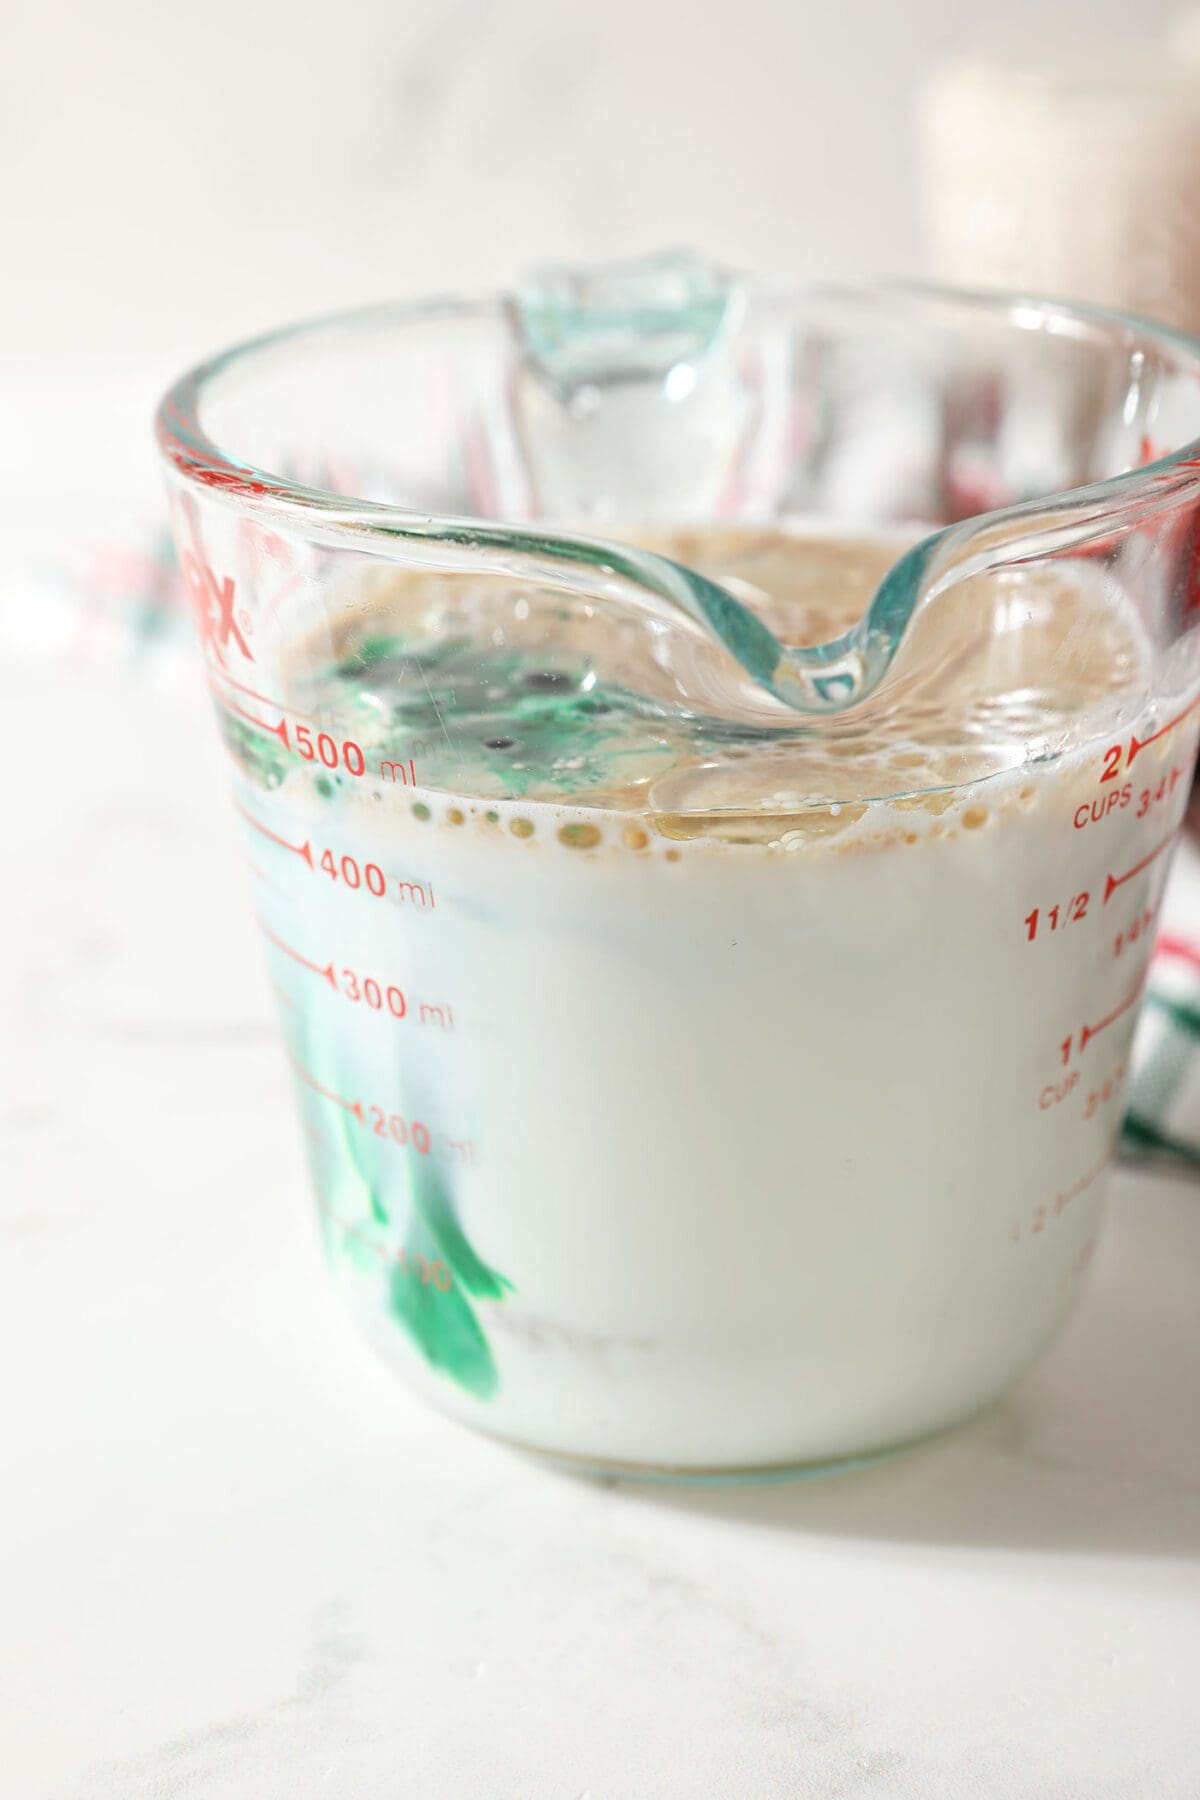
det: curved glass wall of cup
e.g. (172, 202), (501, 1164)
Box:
(158, 269), (1200, 789)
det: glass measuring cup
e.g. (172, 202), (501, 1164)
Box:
(156, 256), (1200, 1477)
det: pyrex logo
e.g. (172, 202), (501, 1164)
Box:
(182, 551), (253, 664)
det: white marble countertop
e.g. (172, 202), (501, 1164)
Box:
(4, 663), (1200, 1800)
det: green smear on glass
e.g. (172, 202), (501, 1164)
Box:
(331, 633), (683, 799)
(292, 1014), (511, 1398)
(219, 709), (288, 788)
(389, 1215), (501, 1401)
(409, 1156), (513, 1302)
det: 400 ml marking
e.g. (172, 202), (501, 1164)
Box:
(236, 801), (436, 908)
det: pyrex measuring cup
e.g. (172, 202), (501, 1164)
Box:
(156, 257), (1200, 1476)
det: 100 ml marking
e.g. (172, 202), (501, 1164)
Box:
(316, 1196), (454, 1291)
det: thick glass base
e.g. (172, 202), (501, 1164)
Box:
(453, 1404), (995, 1486)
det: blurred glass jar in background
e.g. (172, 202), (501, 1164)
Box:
(919, 30), (1200, 336)
(921, 26), (1200, 824)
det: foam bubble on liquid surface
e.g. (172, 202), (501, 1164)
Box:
(284, 523), (1146, 827)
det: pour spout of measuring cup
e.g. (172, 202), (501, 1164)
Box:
(511, 252), (1200, 717)
(157, 254), (1200, 728)
(509, 248), (892, 714)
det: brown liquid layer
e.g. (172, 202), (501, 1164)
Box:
(285, 523), (1147, 815)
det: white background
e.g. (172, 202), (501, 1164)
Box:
(3, 0), (1191, 550)
(3, 0), (1188, 358)
(5, 10), (1200, 1794)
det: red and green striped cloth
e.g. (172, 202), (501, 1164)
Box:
(1125, 836), (1200, 1167)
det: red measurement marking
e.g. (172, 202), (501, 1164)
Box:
(316, 848), (392, 901)
(1054, 1148), (1113, 1214)
(379, 758), (419, 787)
(1156, 933), (1200, 973)
(182, 552), (253, 665)
(316, 1195), (388, 1261)
(246, 858), (287, 897)
(217, 688), (290, 744)
(289, 1055), (365, 1122)
(256, 917), (336, 987)
(234, 798), (314, 866)
(1039, 1070), (1080, 1111)
(1104, 830), (1176, 902)
(315, 1196), (454, 1289)
(1113, 901), (1159, 958)
(1079, 977), (1146, 1053)
(1024, 893), (1090, 941)
(1083, 1061), (1127, 1121)
(1127, 695), (1200, 767)
(1075, 785), (1133, 829)
(210, 663), (315, 722)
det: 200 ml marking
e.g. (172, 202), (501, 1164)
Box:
(292, 1057), (475, 1165)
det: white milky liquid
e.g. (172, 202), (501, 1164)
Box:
(230, 524), (1199, 1471)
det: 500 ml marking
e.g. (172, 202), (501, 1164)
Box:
(225, 697), (367, 777)
(293, 1058), (476, 1167)
(258, 918), (454, 1029)
(211, 669), (427, 786)
(236, 801), (436, 908)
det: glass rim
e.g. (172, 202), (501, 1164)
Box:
(154, 280), (1200, 717)
(155, 279), (1200, 532)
